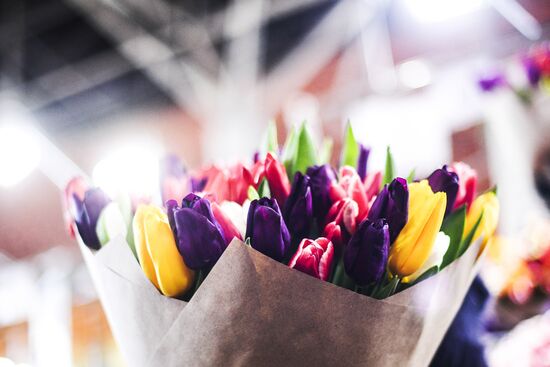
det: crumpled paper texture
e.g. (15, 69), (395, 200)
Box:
(79, 235), (482, 367)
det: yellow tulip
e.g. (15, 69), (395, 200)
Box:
(389, 180), (447, 277)
(133, 205), (194, 297)
(464, 191), (499, 253)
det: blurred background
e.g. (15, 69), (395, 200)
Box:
(1, 0), (550, 366)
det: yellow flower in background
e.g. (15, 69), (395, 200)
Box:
(389, 180), (447, 277)
(133, 205), (194, 297)
(464, 191), (499, 253)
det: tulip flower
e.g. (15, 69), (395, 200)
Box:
(245, 198), (291, 261)
(220, 200), (249, 238)
(133, 205), (194, 297)
(450, 162), (477, 211)
(428, 165), (459, 215)
(330, 166), (370, 220)
(404, 232), (450, 283)
(464, 191), (499, 252)
(357, 144), (370, 181)
(344, 219), (390, 286)
(64, 176), (89, 238)
(169, 194), (227, 270)
(203, 164), (254, 205)
(73, 188), (111, 250)
(289, 237), (335, 281)
(389, 180), (447, 277)
(159, 154), (189, 203)
(211, 202), (243, 245)
(323, 221), (345, 251)
(264, 152), (291, 207)
(306, 165), (336, 222)
(326, 198), (360, 235)
(368, 177), (408, 243)
(283, 172), (313, 238)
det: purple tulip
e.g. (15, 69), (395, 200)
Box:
(73, 188), (111, 250)
(368, 177), (408, 244)
(306, 165), (336, 222)
(344, 219), (389, 286)
(190, 177), (207, 193)
(170, 193), (226, 270)
(357, 144), (370, 181)
(246, 198), (291, 262)
(283, 172), (313, 238)
(428, 165), (459, 215)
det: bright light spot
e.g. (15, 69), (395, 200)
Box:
(0, 125), (41, 187)
(0, 358), (15, 367)
(398, 59), (432, 89)
(93, 143), (162, 199)
(404, 0), (485, 23)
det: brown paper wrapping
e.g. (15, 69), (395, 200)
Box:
(79, 236), (481, 367)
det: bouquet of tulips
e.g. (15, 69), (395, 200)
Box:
(66, 122), (499, 367)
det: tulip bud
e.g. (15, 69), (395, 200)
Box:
(133, 205), (194, 297)
(306, 165), (336, 222)
(357, 144), (370, 181)
(404, 232), (450, 283)
(344, 219), (390, 286)
(73, 188), (111, 250)
(428, 165), (459, 215)
(450, 162), (477, 211)
(264, 152), (291, 207)
(170, 194), (227, 270)
(64, 176), (89, 238)
(389, 180), (447, 277)
(465, 191), (499, 252)
(283, 172), (313, 238)
(323, 221), (345, 250)
(289, 237), (335, 281)
(211, 202), (243, 245)
(368, 177), (408, 243)
(326, 198), (360, 236)
(330, 166), (369, 220)
(245, 198), (291, 261)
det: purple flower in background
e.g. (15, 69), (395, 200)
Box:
(284, 172), (313, 238)
(306, 165), (336, 222)
(160, 154), (189, 202)
(190, 176), (207, 193)
(428, 166), (459, 215)
(246, 197), (291, 261)
(368, 177), (408, 244)
(523, 56), (541, 86)
(478, 72), (506, 92)
(357, 144), (370, 181)
(170, 193), (226, 270)
(73, 188), (111, 250)
(344, 219), (389, 286)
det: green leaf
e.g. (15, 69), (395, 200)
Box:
(293, 122), (318, 175)
(264, 120), (278, 154)
(440, 206), (466, 269)
(341, 122), (359, 167)
(258, 179), (271, 198)
(489, 185), (498, 195)
(406, 168), (416, 183)
(247, 186), (260, 201)
(373, 276), (400, 299)
(319, 137), (333, 164)
(457, 211), (484, 258)
(281, 125), (299, 177)
(382, 146), (396, 186)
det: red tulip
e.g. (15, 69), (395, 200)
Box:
(329, 166), (370, 220)
(211, 202), (243, 245)
(325, 198), (361, 235)
(450, 162), (477, 211)
(289, 237), (335, 281)
(264, 152), (291, 207)
(203, 164), (256, 205)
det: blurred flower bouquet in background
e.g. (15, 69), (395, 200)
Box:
(64, 122), (499, 367)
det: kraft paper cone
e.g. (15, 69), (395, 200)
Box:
(78, 235), (185, 366)
(80, 235), (481, 367)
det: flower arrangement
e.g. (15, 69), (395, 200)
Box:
(65, 122), (499, 366)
